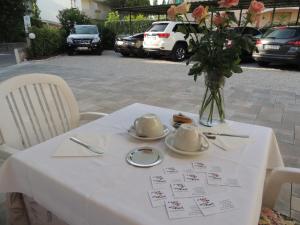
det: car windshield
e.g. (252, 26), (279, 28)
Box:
(263, 27), (300, 39)
(147, 23), (168, 32)
(73, 26), (98, 34)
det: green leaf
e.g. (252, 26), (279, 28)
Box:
(232, 64), (243, 73)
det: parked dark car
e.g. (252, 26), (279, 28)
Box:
(231, 27), (262, 61)
(253, 26), (300, 66)
(114, 33), (145, 57)
(66, 25), (103, 55)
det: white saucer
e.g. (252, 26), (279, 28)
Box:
(165, 133), (210, 156)
(128, 125), (170, 141)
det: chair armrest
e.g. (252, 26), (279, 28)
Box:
(80, 112), (108, 121)
(0, 144), (20, 160)
(263, 167), (300, 208)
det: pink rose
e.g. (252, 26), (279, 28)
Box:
(167, 5), (177, 21)
(249, 0), (265, 14)
(218, 0), (239, 8)
(192, 5), (209, 24)
(213, 13), (228, 27)
(175, 1), (191, 14)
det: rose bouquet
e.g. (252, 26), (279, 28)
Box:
(167, 0), (264, 126)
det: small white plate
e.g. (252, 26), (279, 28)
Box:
(128, 125), (170, 141)
(165, 133), (210, 156)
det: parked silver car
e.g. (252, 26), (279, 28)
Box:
(66, 25), (103, 55)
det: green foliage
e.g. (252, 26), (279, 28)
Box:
(57, 8), (91, 35)
(28, 26), (65, 58)
(0, 0), (25, 42)
(106, 11), (120, 22)
(105, 20), (153, 35)
(104, 0), (149, 8)
(31, 0), (43, 27)
(97, 24), (116, 50)
(124, 14), (146, 21)
(125, 0), (150, 7)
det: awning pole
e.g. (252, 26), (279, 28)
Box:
(210, 11), (213, 30)
(238, 9), (243, 26)
(296, 6), (300, 25)
(271, 0), (276, 26)
(129, 11), (132, 34)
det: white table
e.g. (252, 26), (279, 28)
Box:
(0, 103), (283, 225)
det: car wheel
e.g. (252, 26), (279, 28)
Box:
(172, 43), (187, 62)
(121, 52), (130, 57)
(67, 50), (75, 56)
(135, 48), (145, 58)
(96, 48), (103, 55)
(257, 61), (270, 67)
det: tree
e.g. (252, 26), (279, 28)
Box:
(0, 0), (25, 42)
(125, 0), (150, 7)
(105, 0), (150, 8)
(31, 0), (43, 27)
(153, 0), (158, 5)
(57, 8), (91, 35)
(124, 14), (146, 21)
(106, 11), (120, 22)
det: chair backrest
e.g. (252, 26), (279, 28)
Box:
(0, 73), (80, 150)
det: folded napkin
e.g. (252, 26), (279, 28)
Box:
(199, 123), (252, 151)
(53, 133), (109, 157)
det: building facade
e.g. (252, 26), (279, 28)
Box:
(35, 0), (110, 23)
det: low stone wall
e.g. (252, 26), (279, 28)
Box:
(14, 48), (28, 64)
(0, 42), (26, 53)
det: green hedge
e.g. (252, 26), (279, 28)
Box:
(104, 20), (154, 35)
(96, 20), (154, 50)
(28, 26), (65, 58)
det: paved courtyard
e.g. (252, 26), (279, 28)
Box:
(0, 50), (300, 221)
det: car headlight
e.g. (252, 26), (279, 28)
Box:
(67, 37), (73, 43)
(92, 37), (101, 43)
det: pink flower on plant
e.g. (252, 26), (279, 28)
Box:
(167, 5), (177, 21)
(175, 1), (191, 14)
(218, 0), (239, 8)
(249, 0), (265, 14)
(192, 5), (209, 24)
(213, 13), (228, 27)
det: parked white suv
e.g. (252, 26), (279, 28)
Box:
(143, 21), (200, 61)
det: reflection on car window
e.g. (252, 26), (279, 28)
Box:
(174, 24), (187, 34)
(147, 24), (168, 32)
(74, 26), (98, 34)
(173, 24), (200, 34)
(263, 28), (298, 39)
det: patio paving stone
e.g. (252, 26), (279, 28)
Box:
(257, 106), (283, 123)
(296, 126), (300, 141)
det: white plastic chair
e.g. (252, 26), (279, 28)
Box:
(263, 167), (300, 209)
(0, 73), (107, 160)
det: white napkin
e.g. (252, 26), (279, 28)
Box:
(199, 123), (252, 151)
(53, 133), (109, 157)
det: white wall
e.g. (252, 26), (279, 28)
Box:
(37, 0), (82, 23)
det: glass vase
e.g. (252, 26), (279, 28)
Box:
(199, 74), (225, 127)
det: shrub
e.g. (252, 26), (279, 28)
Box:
(28, 26), (65, 58)
(104, 20), (154, 35)
(97, 23), (116, 50)
(106, 11), (120, 23)
(57, 8), (91, 35)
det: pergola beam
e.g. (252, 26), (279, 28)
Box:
(115, 0), (300, 15)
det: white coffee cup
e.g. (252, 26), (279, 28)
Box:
(134, 114), (164, 138)
(173, 124), (208, 152)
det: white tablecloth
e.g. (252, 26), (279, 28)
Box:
(0, 103), (283, 225)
